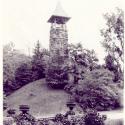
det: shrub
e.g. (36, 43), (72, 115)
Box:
(15, 62), (33, 87)
(84, 109), (106, 125)
(54, 113), (85, 125)
(46, 66), (68, 89)
(66, 68), (121, 111)
(74, 83), (120, 111)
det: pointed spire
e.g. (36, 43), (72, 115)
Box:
(48, 2), (70, 24)
(53, 2), (68, 17)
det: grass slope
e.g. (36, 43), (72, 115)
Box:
(6, 79), (72, 118)
(5, 79), (123, 123)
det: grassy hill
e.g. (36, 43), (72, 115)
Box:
(5, 79), (82, 118)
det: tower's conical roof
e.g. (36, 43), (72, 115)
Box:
(53, 2), (68, 17)
(48, 2), (70, 24)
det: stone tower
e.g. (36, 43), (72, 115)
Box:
(46, 3), (70, 88)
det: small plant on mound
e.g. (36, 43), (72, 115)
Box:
(84, 109), (106, 125)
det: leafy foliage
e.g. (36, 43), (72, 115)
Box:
(105, 54), (122, 82)
(66, 68), (121, 111)
(46, 66), (68, 89)
(15, 41), (48, 89)
(3, 42), (31, 95)
(31, 41), (47, 80)
(15, 112), (36, 125)
(3, 41), (48, 95)
(35, 111), (105, 125)
(101, 8), (124, 82)
(67, 43), (99, 86)
(84, 109), (106, 125)
(68, 43), (99, 71)
(15, 62), (33, 87)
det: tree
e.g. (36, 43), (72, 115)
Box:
(15, 62), (33, 87)
(31, 41), (46, 80)
(68, 43), (99, 85)
(3, 42), (31, 95)
(3, 42), (16, 89)
(69, 43), (99, 71)
(66, 68), (121, 111)
(101, 8), (124, 82)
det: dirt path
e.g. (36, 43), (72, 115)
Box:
(99, 109), (124, 119)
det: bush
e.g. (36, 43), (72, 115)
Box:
(54, 113), (85, 125)
(74, 83), (120, 111)
(46, 66), (68, 89)
(66, 68), (121, 111)
(15, 62), (33, 87)
(84, 109), (106, 125)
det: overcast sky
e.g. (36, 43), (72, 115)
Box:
(1, 0), (124, 63)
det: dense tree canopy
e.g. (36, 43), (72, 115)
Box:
(67, 43), (99, 85)
(15, 62), (33, 87)
(66, 68), (121, 111)
(3, 42), (31, 95)
(3, 41), (48, 95)
(68, 43), (99, 71)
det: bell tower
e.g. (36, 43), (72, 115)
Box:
(46, 3), (70, 88)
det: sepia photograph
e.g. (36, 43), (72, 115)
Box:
(1, 0), (124, 124)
